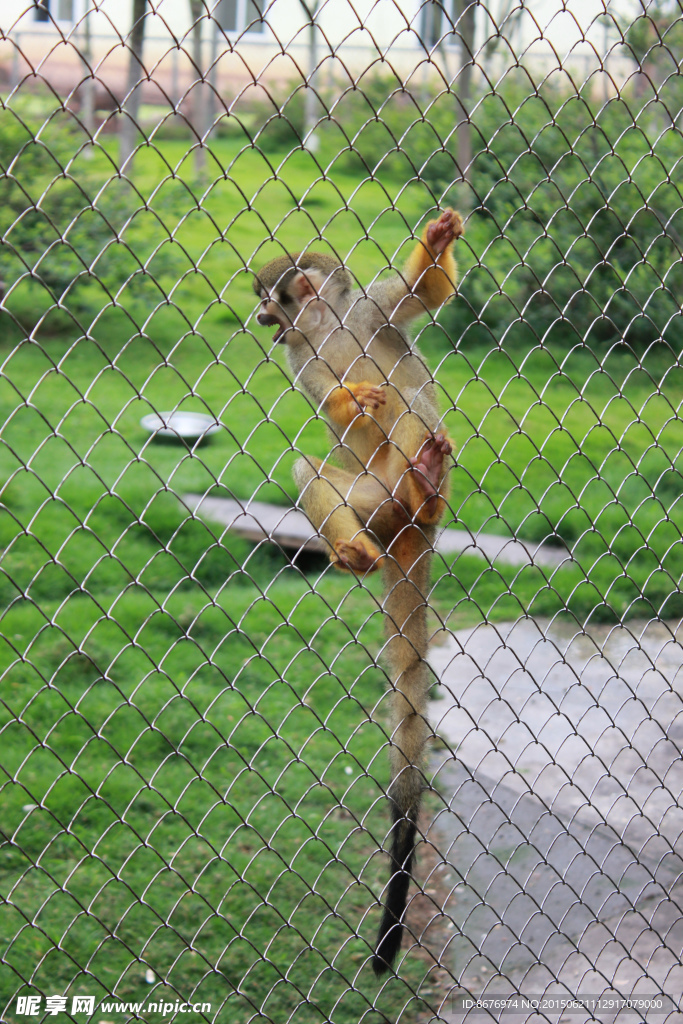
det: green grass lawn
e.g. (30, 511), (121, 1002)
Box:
(1, 129), (683, 1021)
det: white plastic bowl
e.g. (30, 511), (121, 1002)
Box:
(140, 411), (222, 442)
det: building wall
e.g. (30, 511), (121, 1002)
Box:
(1, 0), (639, 120)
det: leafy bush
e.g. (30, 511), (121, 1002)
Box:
(0, 98), (180, 315)
(322, 72), (459, 193)
(312, 70), (683, 351)
(216, 84), (307, 150)
(461, 83), (683, 349)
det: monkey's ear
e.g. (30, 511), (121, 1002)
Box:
(290, 269), (326, 302)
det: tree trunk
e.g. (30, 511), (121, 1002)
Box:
(456, 0), (476, 205)
(119, 0), (148, 172)
(301, 0), (320, 152)
(80, 0), (95, 149)
(190, 0), (208, 174)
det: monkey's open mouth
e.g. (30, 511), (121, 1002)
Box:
(257, 312), (286, 342)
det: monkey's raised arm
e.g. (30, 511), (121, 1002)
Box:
(368, 208), (463, 325)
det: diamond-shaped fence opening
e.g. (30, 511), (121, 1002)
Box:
(1, 1), (682, 1021)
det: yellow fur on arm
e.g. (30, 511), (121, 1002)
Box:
(402, 221), (458, 310)
(323, 386), (354, 425)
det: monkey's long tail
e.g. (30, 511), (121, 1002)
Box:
(372, 526), (434, 977)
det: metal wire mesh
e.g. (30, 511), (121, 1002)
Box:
(1, 0), (683, 1021)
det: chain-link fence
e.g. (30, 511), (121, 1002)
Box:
(1, 1), (683, 1021)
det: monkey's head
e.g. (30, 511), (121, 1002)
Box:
(252, 252), (352, 343)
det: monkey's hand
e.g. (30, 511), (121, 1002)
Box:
(408, 433), (452, 522)
(426, 209), (464, 258)
(350, 382), (386, 413)
(326, 382), (387, 426)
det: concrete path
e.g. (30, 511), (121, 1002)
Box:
(182, 492), (681, 1018)
(425, 618), (683, 1022)
(182, 494), (569, 569)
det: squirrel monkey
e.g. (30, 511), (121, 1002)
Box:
(253, 208), (463, 975)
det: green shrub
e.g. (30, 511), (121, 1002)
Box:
(311, 71), (683, 351)
(0, 98), (180, 315)
(216, 85), (307, 150)
(452, 83), (683, 348)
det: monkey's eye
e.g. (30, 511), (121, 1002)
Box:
(276, 291), (293, 307)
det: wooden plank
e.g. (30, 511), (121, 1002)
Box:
(182, 494), (569, 569)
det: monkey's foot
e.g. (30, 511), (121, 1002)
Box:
(427, 209), (464, 255)
(333, 539), (383, 574)
(350, 382), (387, 413)
(409, 433), (452, 518)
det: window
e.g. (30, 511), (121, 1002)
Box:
(34, 0), (76, 23)
(215, 0), (265, 35)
